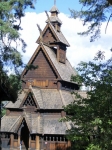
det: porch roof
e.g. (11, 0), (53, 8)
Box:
(1, 113), (68, 135)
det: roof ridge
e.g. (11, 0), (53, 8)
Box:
(59, 90), (66, 106)
(31, 87), (44, 109)
(23, 112), (32, 133)
(9, 115), (22, 132)
(37, 22), (70, 46)
(48, 22), (70, 46)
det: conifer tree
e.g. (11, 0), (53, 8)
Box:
(70, 0), (112, 42)
(0, 0), (35, 101)
(63, 52), (112, 150)
(63, 1), (112, 149)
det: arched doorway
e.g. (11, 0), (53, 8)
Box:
(20, 121), (30, 150)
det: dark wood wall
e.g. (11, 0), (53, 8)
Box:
(43, 28), (57, 44)
(24, 50), (57, 79)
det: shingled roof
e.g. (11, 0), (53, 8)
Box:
(46, 16), (62, 24)
(1, 113), (68, 135)
(1, 115), (21, 132)
(5, 87), (74, 109)
(5, 90), (26, 109)
(37, 22), (70, 47)
(42, 44), (76, 82)
(22, 43), (76, 83)
(50, 5), (59, 13)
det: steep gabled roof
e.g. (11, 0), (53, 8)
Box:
(1, 115), (22, 132)
(36, 22), (70, 46)
(46, 16), (62, 24)
(21, 43), (76, 82)
(5, 87), (74, 109)
(22, 44), (76, 83)
(21, 44), (61, 80)
(42, 44), (76, 82)
(5, 90), (26, 109)
(1, 113), (68, 135)
(19, 88), (39, 108)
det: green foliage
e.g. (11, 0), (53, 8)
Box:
(25, 64), (38, 71)
(63, 51), (112, 150)
(1, 108), (6, 117)
(70, 0), (112, 41)
(0, 0), (36, 101)
(86, 144), (101, 150)
(0, 63), (22, 101)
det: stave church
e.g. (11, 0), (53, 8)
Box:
(1, 2), (85, 150)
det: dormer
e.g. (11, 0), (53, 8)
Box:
(57, 44), (66, 64)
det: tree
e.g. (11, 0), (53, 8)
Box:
(0, 0), (36, 102)
(63, 1), (112, 149)
(63, 51), (112, 150)
(70, 0), (112, 42)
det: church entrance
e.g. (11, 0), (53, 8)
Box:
(20, 121), (29, 150)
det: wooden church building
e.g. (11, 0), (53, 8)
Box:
(1, 3), (80, 150)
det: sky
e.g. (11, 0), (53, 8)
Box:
(19, 0), (112, 68)
(26, 0), (82, 14)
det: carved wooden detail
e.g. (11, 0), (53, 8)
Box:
(23, 93), (36, 107)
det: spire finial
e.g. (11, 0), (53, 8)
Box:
(54, 0), (56, 5)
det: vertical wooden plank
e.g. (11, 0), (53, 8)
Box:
(10, 134), (14, 150)
(17, 134), (20, 150)
(50, 143), (55, 150)
(57, 81), (61, 90)
(35, 135), (40, 150)
(68, 140), (71, 148)
(45, 79), (49, 87)
(14, 140), (18, 148)
(40, 137), (44, 150)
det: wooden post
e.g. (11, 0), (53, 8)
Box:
(10, 134), (14, 150)
(45, 79), (49, 87)
(36, 135), (40, 150)
(57, 82), (61, 90)
(68, 140), (71, 148)
(17, 134), (20, 150)
(41, 137), (44, 150)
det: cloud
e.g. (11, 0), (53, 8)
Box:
(20, 12), (112, 68)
